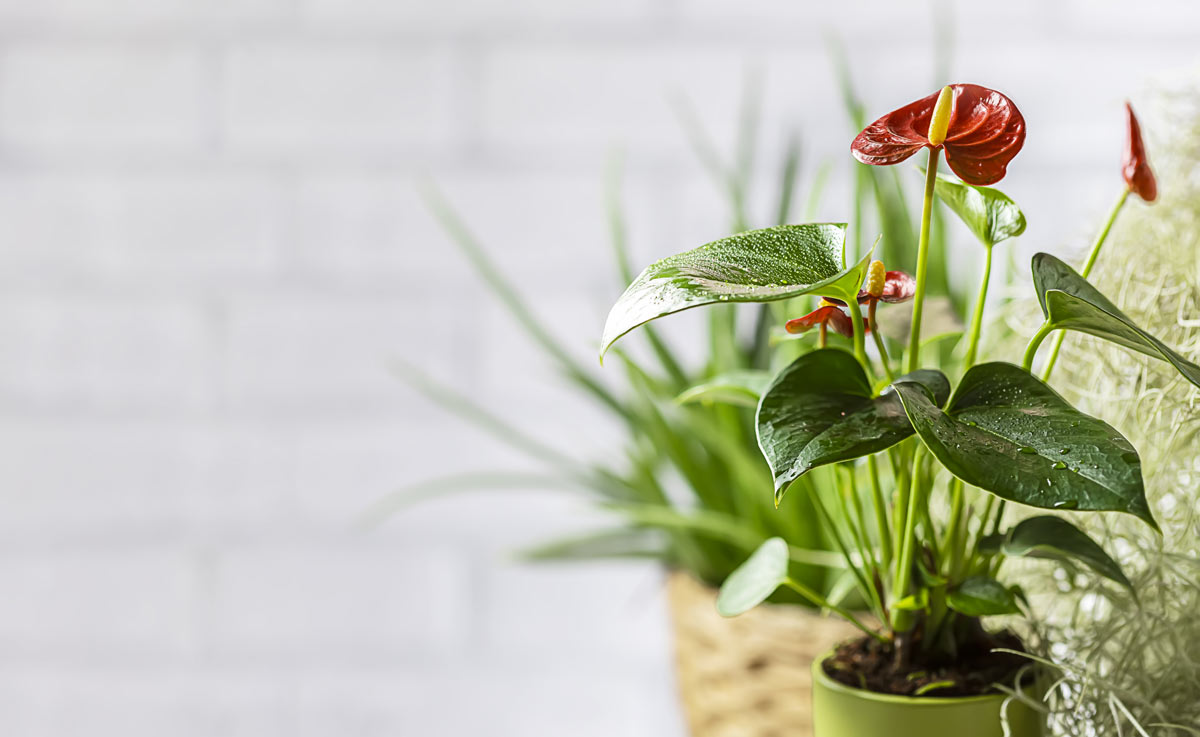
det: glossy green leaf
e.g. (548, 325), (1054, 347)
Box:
(757, 349), (950, 502)
(894, 362), (1156, 528)
(929, 171), (1026, 248)
(676, 370), (771, 408)
(947, 576), (1020, 617)
(716, 537), (790, 617)
(980, 515), (1132, 590)
(601, 224), (870, 359)
(1033, 253), (1200, 388)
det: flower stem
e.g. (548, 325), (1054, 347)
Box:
(1040, 188), (1130, 381)
(906, 149), (941, 373)
(869, 300), (896, 382)
(846, 294), (869, 372)
(963, 244), (994, 368)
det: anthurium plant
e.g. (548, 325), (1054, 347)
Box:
(601, 83), (1188, 695)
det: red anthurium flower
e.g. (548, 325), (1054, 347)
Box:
(1122, 102), (1157, 202)
(785, 301), (869, 338)
(825, 266), (916, 307)
(851, 84), (1026, 186)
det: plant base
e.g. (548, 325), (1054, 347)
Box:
(811, 652), (1042, 737)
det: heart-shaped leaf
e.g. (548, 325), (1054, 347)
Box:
(716, 537), (790, 617)
(947, 576), (1020, 617)
(1033, 253), (1200, 388)
(980, 515), (1131, 590)
(930, 171), (1026, 247)
(601, 224), (870, 359)
(676, 370), (771, 408)
(894, 362), (1156, 529)
(757, 349), (950, 503)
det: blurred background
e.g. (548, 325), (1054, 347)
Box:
(1, 0), (1198, 734)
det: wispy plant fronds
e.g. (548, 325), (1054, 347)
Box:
(1018, 85), (1200, 736)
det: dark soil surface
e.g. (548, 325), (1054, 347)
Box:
(822, 630), (1029, 698)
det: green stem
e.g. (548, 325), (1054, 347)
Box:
(906, 149), (941, 373)
(1041, 188), (1131, 381)
(867, 455), (893, 567)
(868, 300), (896, 383)
(1022, 323), (1054, 372)
(1081, 189), (1131, 278)
(784, 577), (886, 642)
(891, 445), (926, 630)
(989, 500), (1007, 537)
(846, 295), (870, 375)
(890, 453), (912, 579)
(940, 478), (965, 576)
(812, 484), (883, 622)
(963, 245), (994, 368)
(837, 465), (885, 616)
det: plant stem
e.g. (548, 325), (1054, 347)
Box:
(906, 149), (941, 374)
(890, 452), (912, 578)
(1081, 189), (1131, 278)
(837, 465), (885, 616)
(940, 478), (965, 577)
(812, 484), (884, 622)
(868, 301), (896, 382)
(963, 245), (994, 368)
(989, 500), (1007, 536)
(1022, 322), (1054, 372)
(819, 322), (828, 349)
(867, 455), (893, 567)
(784, 577), (886, 642)
(891, 445), (926, 632)
(846, 294), (870, 373)
(1040, 188), (1131, 381)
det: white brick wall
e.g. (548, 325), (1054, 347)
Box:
(0, 1), (1196, 735)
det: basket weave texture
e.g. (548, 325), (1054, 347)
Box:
(667, 571), (859, 737)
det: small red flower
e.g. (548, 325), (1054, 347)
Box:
(786, 264), (910, 339)
(785, 304), (865, 338)
(1122, 102), (1157, 202)
(824, 268), (916, 306)
(851, 84), (1026, 186)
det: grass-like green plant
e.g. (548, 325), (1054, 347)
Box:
(604, 81), (1200, 695)
(383, 63), (955, 602)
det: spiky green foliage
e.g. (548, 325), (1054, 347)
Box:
(381, 75), (900, 603)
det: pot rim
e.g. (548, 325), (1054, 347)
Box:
(812, 649), (1014, 707)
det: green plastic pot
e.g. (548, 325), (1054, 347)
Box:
(811, 653), (1043, 737)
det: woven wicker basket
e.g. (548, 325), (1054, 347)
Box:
(667, 571), (859, 737)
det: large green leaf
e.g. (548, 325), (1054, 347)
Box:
(757, 349), (950, 503)
(979, 515), (1132, 590)
(929, 171), (1026, 248)
(716, 537), (790, 617)
(894, 362), (1156, 528)
(601, 224), (870, 359)
(947, 576), (1020, 617)
(676, 370), (771, 408)
(1032, 253), (1200, 388)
